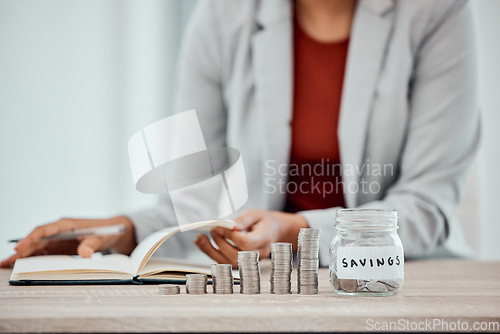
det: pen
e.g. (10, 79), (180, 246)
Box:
(8, 224), (126, 243)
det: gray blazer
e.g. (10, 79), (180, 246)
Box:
(129, 0), (480, 265)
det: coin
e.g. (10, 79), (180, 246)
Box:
(270, 242), (292, 294)
(298, 259), (319, 270)
(211, 264), (234, 294)
(297, 285), (319, 295)
(366, 280), (388, 292)
(378, 279), (401, 291)
(331, 271), (341, 290)
(297, 228), (321, 295)
(238, 251), (261, 294)
(185, 274), (208, 294)
(333, 272), (402, 294)
(339, 279), (358, 292)
(356, 279), (369, 291)
(158, 284), (180, 295)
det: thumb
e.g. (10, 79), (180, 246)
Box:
(234, 210), (264, 231)
(77, 236), (104, 258)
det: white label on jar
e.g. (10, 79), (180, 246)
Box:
(336, 246), (404, 280)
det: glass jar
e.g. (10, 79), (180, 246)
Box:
(329, 209), (404, 296)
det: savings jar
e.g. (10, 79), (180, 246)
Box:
(329, 209), (404, 296)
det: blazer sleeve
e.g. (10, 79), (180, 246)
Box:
(127, 0), (227, 251)
(301, 0), (480, 266)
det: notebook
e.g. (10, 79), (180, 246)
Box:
(9, 219), (238, 285)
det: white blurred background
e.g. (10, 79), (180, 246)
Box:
(0, 0), (499, 260)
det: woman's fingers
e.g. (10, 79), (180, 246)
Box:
(0, 240), (55, 267)
(77, 236), (107, 258)
(210, 228), (272, 265)
(210, 229), (239, 266)
(233, 209), (265, 231)
(77, 232), (125, 258)
(15, 222), (62, 252)
(215, 224), (271, 252)
(196, 227), (268, 266)
(43, 240), (80, 255)
(2, 235), (114, 267)
(15, 239), (51, 261)
(6, 218), (111, 264)
(194, 234), (231, 265)
(1, 240), (81, 268)
(1, 216), (136, 268)
(14, 218), (98, 254)
(0, 253), (21, 268)
(214, 228), (254, 250)
(12, 219), (83, 261)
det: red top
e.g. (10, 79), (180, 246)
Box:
(285, 16), (348, 213)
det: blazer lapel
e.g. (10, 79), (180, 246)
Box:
(339, 0), (394, 208)
(252, 0), (293, 210)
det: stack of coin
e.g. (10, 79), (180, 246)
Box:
(270, 242), (293, 294)
(331, 273), (403, 293)
(211, 264), (234, 294)
(158, 284), (180, 295)
(185, 274), (208, 294)
(297, 228), (321, 294)
(237, 251), (261, 294)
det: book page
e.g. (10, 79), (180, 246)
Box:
(129, 219), (235, 275)
(129, 226), (179, 275)
(12, 254), (133, 275)
(138, 258), (212, 277)
(139, 257), (240, 280)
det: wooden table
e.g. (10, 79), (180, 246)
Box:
(1, 260), (499, 333)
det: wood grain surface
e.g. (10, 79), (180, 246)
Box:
(1, 260), (499, 333)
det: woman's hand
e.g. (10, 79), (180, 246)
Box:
(194, 209), (309, 267)
(0, 216), (137, 268)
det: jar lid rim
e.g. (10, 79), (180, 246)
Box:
(336, 209), (397, 216)
(335, 209), (398, 229)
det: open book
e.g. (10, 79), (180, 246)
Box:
(9, 220), (237, 285)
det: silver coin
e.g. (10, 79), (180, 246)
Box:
(211, 264), (234, 294)
(297, 250), (320, 258)
(331, 271), (340, 290)
(298, 247), (320, 252)
(238, 251), (259, 260)
(298, 247), (319, 252)
(272, 259), (293, 264)
(296, 229), (321, 295)
(238, 251), (261, 294)
(271, 242), (293, 294)
(298, 259), (319, 270)
(158, 284), (180, 295)
(298, 270), (319, 278)
(271, 242), (292, 251)
(366, 280), (389, 292)
(377, 279), (401, 291)
(356, 279), (369, 291)
(272, 290), (292, 295)
(339, 279), (358, 292)
(298, 285), (319, 295)
(271, 267), (292, 272)
(185, 274), (208, 294)
(299, 228), (321, 234)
